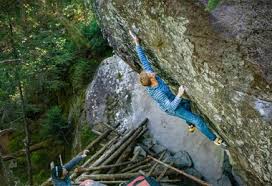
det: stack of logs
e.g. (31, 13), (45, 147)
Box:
(41, 118), (209, 186)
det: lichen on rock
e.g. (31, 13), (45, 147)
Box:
(93, 0), (272, 185)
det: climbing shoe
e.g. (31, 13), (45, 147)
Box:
(214, 137), (223, 146)
(188, 125), (196, 133)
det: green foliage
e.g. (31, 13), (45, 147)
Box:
(207, 0), (220, 11)
(40, 106), (71, 143)
(70, 59), (99, 91)
(80, 123), (97, 148)
(12, 157), (28, 184)
(0, 0), (112, 184)
(33, 170), (48, 185)
(31, 151), (50, 185)
(8, 132), (24, 152)
(82, 20), (112, 57)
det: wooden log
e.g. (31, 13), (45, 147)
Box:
(147, 155), (210, 186)
(100, 123), (120, 134)
(70, 136), (119, 180)
(128, 164), (152, 173)
(82, 136), (119, 168)
(41, 129), (113, 186)
(90, 130), (135, 168)
(120, 158), (150, 173)
(83, 128), (112, 152)
(91, 129), (102, 136)
(147, 151), (166, 176)
(40, 178), (52, 186)
(157, 163), (171, 181)
(101, 125), (147, 166)
(109, 122), (148, 172)
(107, 141), (134, 174)
(76, 160), (142, 173)
(110, 122), (148, 173)
(92, 119), (148, 167)
(76, 120), (147, 182)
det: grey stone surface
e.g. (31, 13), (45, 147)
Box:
(161, 151), (173, 165)
(151, 144), (167, 154)
(133, 146), (147, 158)
(93, 1), (272, 185)
(173, 151), (193, 168)
(184, 168), (203, 179)
(142, 138), (155, 149)
(85, 56), (224, 185)
(217, 175), (232, 186)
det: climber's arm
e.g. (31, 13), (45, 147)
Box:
(164, 96), (182, 111)
(155, 91), (181, 112)
(129, 30), (154, 72)
(63, 156), (83, 171)
(163, 85), (185, 111)
(63, 150), (89, 171)
(135, 44), (154, 72)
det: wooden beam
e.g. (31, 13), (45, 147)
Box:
(76, 160), (142, 173)
(120, 158), (151, 173)
(147, 151), (166, 176)
(147, 155), (210, 186)
(101, 125), (147, 166)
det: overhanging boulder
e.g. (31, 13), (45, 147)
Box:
(93, 0), (272, 185)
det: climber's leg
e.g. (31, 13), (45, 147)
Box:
(174, 107), (216, 141)
(181, 99), (191, 111)
(179, 100), (196, 133)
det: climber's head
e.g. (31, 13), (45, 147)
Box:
(139, 71), (156, 86)
(52, 166), (68, 179)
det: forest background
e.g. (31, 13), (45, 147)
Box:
(0, 0), (111, 185)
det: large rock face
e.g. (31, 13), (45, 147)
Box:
(93, 0), (272, 185)
(86, 56), (226, 185)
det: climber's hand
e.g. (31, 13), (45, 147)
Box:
(129, 30), (139, 45)
(75, 167), (84, 174)
(177, 85), (186, 97)
(82, 150), (89, 158)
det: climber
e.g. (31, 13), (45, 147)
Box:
(129, 30), (222, 145)
(51, 149), (89, 186)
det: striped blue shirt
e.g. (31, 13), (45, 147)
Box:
(136, 45), (181, 114)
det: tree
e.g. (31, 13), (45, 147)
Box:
(0, 0), (111, 184)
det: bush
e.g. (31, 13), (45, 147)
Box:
(40, 106), (71, 143)
(82, 20), (112, 57)
(69, 59), (99, 91)
(80, 123), (97, 148)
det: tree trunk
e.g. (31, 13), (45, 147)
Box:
(8, 16), (33, 185)
(0, 156), (10, 186)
